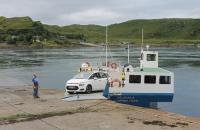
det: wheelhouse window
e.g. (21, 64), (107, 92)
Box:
(129, 75), (141, 83)
(159, 76), (171, 84)
(147, 54), (156, 61)
(144, 75), (156, 84)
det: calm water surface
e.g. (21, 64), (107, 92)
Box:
(0, 47), (200, 117)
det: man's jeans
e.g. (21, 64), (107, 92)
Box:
(33, 87), (38, 98)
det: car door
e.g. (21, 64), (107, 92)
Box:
(95, 72), (103, 90)
(89, 73), (101, 91)
(99, 72), (108, 90)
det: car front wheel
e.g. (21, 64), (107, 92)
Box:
(86, 85), (92, 94)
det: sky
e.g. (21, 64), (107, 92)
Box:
(0, 0), (200, 26)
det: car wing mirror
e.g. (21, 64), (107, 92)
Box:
(94, 77), (98, 80)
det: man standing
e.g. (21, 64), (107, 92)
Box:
(32, 73), (39, 98)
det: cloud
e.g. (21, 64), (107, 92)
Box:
(60, 8), (120, 25)
(0, 0), (200, 25)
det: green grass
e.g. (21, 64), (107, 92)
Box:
(0, 17), (33, 30)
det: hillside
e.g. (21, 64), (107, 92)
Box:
(0, 17), (51, 45)
(1, 16), (200, 47)
(44, 24), (104, 43)
(108, 19), (200, 44)
(0, 17), (84, 46)
(45, 18), (200, 44)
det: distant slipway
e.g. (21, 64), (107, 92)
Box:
(78, 42), (102, 47)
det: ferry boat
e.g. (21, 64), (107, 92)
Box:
(103, 30), (174, 107)
(103, 47), (174, 106)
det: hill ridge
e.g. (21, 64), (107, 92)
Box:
(1, 16), (200, 45)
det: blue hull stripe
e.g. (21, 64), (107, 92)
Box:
(103, 83), (174, 103)
(109, 93), (174, 102)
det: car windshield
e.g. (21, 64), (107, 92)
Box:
(73, 72), (92, 79)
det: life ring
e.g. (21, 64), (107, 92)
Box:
(111, 63), (117, 69)
(110, 79), (121, 87)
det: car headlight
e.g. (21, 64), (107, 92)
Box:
(79, 83), (85, 86)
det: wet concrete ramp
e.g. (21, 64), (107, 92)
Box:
(63, 92), (106, 101)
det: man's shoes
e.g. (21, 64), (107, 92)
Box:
(33, 96), (40, 98)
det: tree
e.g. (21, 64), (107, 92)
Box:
(6, 35), (16, 44)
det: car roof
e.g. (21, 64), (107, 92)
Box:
(93, 71), (107, 73)
(79, 71), (107, 76)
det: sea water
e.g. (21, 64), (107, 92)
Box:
(0, 47), (200, 117)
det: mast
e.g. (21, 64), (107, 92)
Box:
(106, 25), (108, 67)
(141, 28), (144, 52)
(140, 28), (144, 71)
(128, 43), (130, 64)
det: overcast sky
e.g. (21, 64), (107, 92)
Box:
(0, 0), (200, 26)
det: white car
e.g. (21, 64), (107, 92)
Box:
(65, 71), (109, 94)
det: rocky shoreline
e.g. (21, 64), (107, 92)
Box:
(0, 42), (200, 49)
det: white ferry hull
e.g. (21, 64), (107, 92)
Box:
(103, 83), (174, 106)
